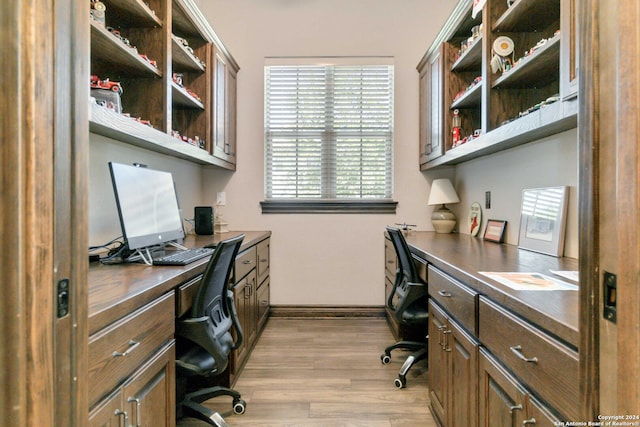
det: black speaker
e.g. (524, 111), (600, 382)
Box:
(194, 206), (214, 235)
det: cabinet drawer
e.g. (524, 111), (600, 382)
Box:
(479, 297), (579, 420)
(257, 238), (270, 283)
(384, 239), (397, 275)
(88, 292), (175, 407)
(235, 246), (256, 282)
(175, 275), (203, 318)
(428, 266), (477, 335)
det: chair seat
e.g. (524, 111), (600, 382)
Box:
(176, 345), (217, 377)
(400, 302), (429, 324)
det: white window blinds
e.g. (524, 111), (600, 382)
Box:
(265, 63), (394, 200)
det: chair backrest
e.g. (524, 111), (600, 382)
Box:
(385, 226), (427, 321)
(386, 226), (421, 284)
(191, 234), (244, 319)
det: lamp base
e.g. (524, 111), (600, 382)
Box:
(431, 205), (457, 234)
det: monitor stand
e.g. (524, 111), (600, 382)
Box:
(126, 241), (189, 265)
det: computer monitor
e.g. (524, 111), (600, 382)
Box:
(108, 162), (185, 253)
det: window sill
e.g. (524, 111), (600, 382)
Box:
(260, 199), (398, 214)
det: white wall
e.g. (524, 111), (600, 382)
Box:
(195, 0), (456, 306)
(87, 0), (579, 307)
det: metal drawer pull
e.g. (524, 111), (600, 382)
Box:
(113, 340), (141, 357)
(437, 290), (453, 297)
(509, 404), (523, 414)
(510, 345), (538, 363)
(242, 260), (252, 264)
(522, 418), (537, 425)
(260, 258), (268, 263)
(443, 330), (452, 352)
(114, 409), (128, 425)
(128, 397), (141, 427)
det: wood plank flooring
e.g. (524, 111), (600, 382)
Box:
(177, 318), (437, 427)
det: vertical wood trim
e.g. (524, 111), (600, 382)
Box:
(25, 0), (57, 423)
(577, 0), (600, 420)
(0, 0), (27, 424)
(616, 0), (640, 414)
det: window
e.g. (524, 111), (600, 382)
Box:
(262, 59), (396, 213)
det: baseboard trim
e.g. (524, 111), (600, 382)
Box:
(269, 305), (386, 319)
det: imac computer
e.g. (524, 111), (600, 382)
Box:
(108, 162), (211, 265)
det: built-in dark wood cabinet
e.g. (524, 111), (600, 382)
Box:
(89, 0), (239, 169)
(417, 0), (578, 170)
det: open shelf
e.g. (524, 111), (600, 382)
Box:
(171, 82), (205, 109)
(451, 82), (482, 109)
(102, 0), (162, 27)
(492, 34), (560, 89)
(493, 0), (560, 32)
(91, 20), (162, 77)
(421, 98), (576, 170)
(171, 35), (206, 72)
(90, 103), (234, 169)
(451, 36), (482, 71)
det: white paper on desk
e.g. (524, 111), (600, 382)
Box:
(479, 272), (579, 291)
(549, 270), (579, 282)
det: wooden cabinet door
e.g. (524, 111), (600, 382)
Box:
(418, 43), (445, 165)
(428, 300), (448, 426)
(89, 390), (124, 427)
(447, 319), (478, 427)
(122, 342), (176, 427)
(560, 0), (578, 99)
(256, 276), (270, 330)
(226, 64), (238, 163)
(478, 348), (526, 427)
(212, 48), (228, 160)
(246, 270), (258, 346)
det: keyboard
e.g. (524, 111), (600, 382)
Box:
(152, 247), (214, 266)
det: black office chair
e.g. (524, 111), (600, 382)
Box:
(175, 234), (247, 426)
(380, 226), (429, 389)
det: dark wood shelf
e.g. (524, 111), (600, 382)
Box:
(103, 0), (162, 27)
(492, 34), (560, 89)
(90, 20), (162, 77)
(89, 103), (234, 169)
(421, 98), (577, 170)
(451, 35), (482, 71)
(171, 35), (206, 72)
(451, 82), (482, 109)
(171, 82), (205, 109)
(493, 0), (560, 32)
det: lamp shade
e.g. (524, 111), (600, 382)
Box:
(428, 178), (460, 206)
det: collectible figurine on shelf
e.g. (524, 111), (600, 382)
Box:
(452, 109), (462, 147)
(90, 0), (106, 26)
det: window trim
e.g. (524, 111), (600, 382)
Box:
(260, 199), (397, 214)
(263, 57), (396, 213)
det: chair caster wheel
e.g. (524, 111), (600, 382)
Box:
(381, 354), (391, 365)
(394, 376), (406, 389)
(233, 399), (246, 415)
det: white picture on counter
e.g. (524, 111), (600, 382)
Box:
(480, 272), (578, 291)
(518, 186), (569, 257)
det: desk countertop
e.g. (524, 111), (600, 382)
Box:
(403, 232), (579, 348)
(88, 231), (271, 334)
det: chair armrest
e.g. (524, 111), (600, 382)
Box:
(227, 289), (244, 350)
(176, 316), (229, 371)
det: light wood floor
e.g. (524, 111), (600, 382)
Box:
(177, 317), (437, 427)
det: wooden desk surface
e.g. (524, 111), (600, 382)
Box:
(403, 232), (579, 348)
(88, 231), (270, 334)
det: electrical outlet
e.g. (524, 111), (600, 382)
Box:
(485, 191), (491, 209)
(216, 192), (226, 206)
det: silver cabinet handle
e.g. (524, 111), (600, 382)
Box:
(522, 418), (537, 425)
(510, 345), (538, 363)
(113, 340), (140, 357)
(114, 409), (128, 427)
(242, 260), (252, 264)
(509, 404), (523, 414)
(128, 397), (141, 427)
(442, 330), (452, 352)
(438, 290), (452, 297)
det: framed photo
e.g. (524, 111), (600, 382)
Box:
(484, 219), (507, 243)
(518, 186), (569, 257)
(468, 202), (482, 237)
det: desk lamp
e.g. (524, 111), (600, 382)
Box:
(428, 178), (460, 233)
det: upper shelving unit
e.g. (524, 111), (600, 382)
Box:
(417, 0), (577, 171)
(89, 0), (238, 170)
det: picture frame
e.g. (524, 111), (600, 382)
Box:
(517, 186), (569, 257)
(484, 219), (507, 243)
